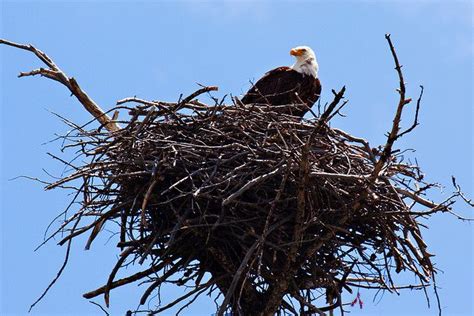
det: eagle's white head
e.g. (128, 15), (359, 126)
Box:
(290, 46), (319, 78)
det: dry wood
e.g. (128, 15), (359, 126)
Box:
(0, 39), (120, 132)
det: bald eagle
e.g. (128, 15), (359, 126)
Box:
(241, 46), (321, 117)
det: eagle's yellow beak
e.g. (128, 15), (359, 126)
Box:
(290, 48), (303, 56)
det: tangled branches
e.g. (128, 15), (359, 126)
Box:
(1, 35), (471, 315)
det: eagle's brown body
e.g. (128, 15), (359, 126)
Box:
(241, 66), (322, 117)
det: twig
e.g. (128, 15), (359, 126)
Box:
(398, 85), (424, 138)
(29, 220), (78, 311)
(89, 301), (110, 316)
(371, 34), (412, 180)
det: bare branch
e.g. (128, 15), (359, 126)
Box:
(371, 34), (412, 179)
(398, 85), (424, 138)
(0, 38), (120, 132)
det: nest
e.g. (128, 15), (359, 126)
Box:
(41, 85), (463, 316)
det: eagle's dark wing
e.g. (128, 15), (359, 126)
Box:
(241, 67), (321, 117)
(241, 67), (297, 105)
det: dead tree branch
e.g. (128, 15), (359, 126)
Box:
(0, 39), (120, 132)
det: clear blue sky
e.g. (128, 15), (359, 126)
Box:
(1, 1), (472, 315)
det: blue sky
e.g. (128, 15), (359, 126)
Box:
(1, 1), (472, 315)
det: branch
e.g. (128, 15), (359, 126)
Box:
(222, 164), (284, 206)
(29, 218), (79, 311)
(306, 86), (346, 145)
(371, 34), (412, 179)
(88, 301), (110, 316)
(82, 258), (177, 300)
(103, 247), (135, 307)
(0, 38), (120, 132)
(179, 86), (219, 105)
(150, 278), (218, 315)
(319, 87), (347, 124)
(116, 96), (162, 107)
(217, 240), (259, 316)
(398, 85), (424, 138)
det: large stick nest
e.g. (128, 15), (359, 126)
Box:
(44, 86), (465, 315)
